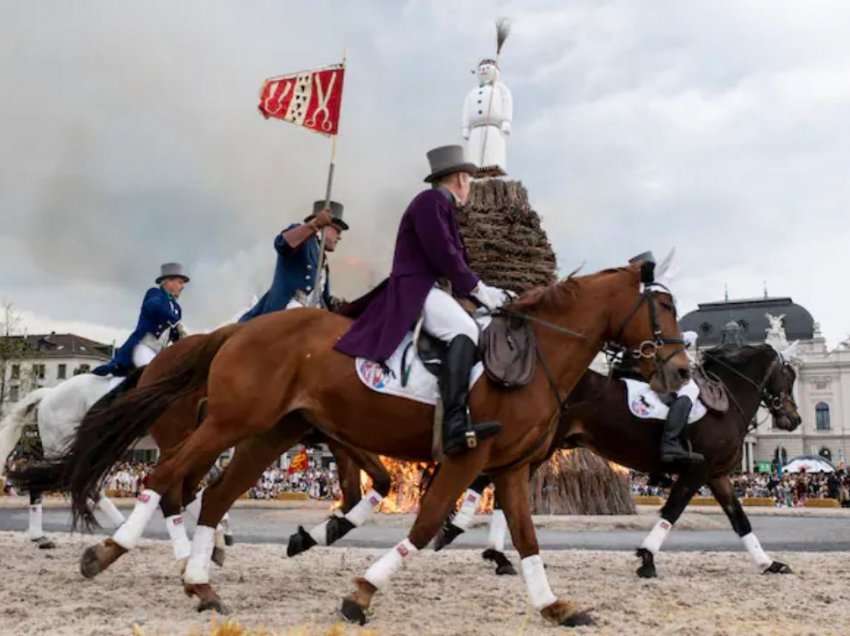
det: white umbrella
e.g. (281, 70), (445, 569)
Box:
(782, 455), (835, 474)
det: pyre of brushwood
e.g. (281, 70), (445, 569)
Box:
(459, 177), (636, 515)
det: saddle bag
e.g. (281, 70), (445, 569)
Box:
(480, 315), (536, 388)
(693, 365), (729, 413)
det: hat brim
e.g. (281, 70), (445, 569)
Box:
(303, 215), (349, 231)
(156, 275), (190, 284)
(424, 162), (479, 183)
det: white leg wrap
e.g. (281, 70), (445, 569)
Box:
(641, 518), (672, 555)
(345, 489), (383, 527)
(184, 489), (203, 521)
(220, 512), (232, 535)
(521, 555), (558, 610)
(488, 509), (508, 551)
(364, 538), (418, 590)
(165, 515), (192, 561)
(112, 489), (162, 550)
(184, 525), (216, 584)
(452, 489), (481, 531)
(308, 519), (330, 546)
(741, 532), (771, 569)
(96, 496), (126, 528)
(29, 503), (44, 540)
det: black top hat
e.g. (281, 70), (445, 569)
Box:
(424, 145), (478, 183)
(304, 200), (348, 230)
(156, 262), (190, 284)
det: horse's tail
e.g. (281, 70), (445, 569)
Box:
(10, 324), (240, 529)
(0, 388), (50, 479)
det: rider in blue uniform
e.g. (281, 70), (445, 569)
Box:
(239, 201), (348, 321)
(93, 263), (189, 376)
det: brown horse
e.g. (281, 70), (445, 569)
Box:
(47, 259), (690, 627)
(434, 343), (802, 579)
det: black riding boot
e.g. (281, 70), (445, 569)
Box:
(440, 335), (502, 456)
(661, 396), (704, 465)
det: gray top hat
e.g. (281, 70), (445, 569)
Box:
(304, 200), (348, 231)
(424, 145), (478, 183)
(156, 262), (190, 284)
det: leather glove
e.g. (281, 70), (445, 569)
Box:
(313, 208), (334, 229)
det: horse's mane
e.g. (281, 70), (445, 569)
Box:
(702, 343), (774, 367)
(508, 267), (630, 314)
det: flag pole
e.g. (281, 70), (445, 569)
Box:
(309, 51), (346, 308)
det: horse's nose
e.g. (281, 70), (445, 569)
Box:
(678, 367), (691, 381)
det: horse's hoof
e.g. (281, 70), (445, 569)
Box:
(326, 515), (356, 545)
(763, 561), (792, 575)
(33, 537), (56, 550)
(80, 545), (105, 578)
(286, 525), (317, 558)
(635, 548), (657, 579)
(339, 598), (367, 625)
(211, 547), (225, 568)
(562, 610), (595, 627)
(80, 539), (125, 579)
(224, 534), (234, 547)
(434, 522), (464, 552)
(481, 548), (500, 563)
(197, 598), (230, 614)
(495, 562), (517, 576)
(542, 601), (594, 627)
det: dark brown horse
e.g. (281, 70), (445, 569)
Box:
(434, 343), (801, 578)
(26, 259), (690, 627)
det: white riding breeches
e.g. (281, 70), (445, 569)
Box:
(132, 343), (157, 368)
(675, 378), (700, 405)
(422, 287), (479, 344)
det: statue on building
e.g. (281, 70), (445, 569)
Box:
(764, 313), (788, 351)
(462, 19), (513, 177)
(721, 320), (744, 346)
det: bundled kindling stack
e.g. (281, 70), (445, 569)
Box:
(457, 179), (557, 292)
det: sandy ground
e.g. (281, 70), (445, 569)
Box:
(1, 531), (848, 636)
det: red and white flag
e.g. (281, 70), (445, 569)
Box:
(258, 64), (345, 136)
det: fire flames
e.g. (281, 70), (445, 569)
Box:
(342, 451), (625, 515)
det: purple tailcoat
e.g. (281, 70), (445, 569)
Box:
(335, 188), (480, 362)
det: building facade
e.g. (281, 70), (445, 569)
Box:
(0, 332), (113, 414)
(681, 295), (849, 470)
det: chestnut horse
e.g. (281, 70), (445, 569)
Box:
(38, 259), (690, 627)
(433, 343), (802, 579)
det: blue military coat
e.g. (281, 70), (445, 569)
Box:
(93, 287), (182, 376)
(239, 224), (332, 322)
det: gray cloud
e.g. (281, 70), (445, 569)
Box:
(1, 1), (849, 344)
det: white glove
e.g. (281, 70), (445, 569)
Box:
(472, 283), (510, 311)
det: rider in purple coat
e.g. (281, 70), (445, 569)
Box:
(336, 145), (510, 455)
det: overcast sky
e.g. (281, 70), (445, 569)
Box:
(2, 1), (849, 347)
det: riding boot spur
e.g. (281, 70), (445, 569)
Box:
(660, 396), (704, 465)
(440, 335), (501, 456)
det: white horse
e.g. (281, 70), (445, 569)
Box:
(0, 373), (128, 547)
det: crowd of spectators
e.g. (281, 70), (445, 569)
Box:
(247, 465), (340, 500)
(631, 469), (850, 507)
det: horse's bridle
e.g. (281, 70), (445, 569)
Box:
(605, 282), (686, 385)
(701, 349), (794, 431)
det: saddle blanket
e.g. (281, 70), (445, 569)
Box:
(623, 378), (707, 424)
(355, 317), (490, 406)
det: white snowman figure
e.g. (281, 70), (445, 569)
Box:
(462, 58), (513, 176)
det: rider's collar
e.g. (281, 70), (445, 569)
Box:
(437, 187), (459, 206)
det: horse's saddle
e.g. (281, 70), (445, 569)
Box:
(413, 314), (536, 389)
(692, 365), (729, 413)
